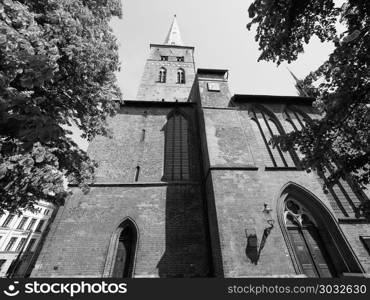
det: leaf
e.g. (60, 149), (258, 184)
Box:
(0, 164), (7, 179)
(32, 145), (46, 163)
(0, 0), (122, 214)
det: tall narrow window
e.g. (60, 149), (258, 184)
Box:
(27, 218), (37, 231)
(177, 68), (185, 84)
(134, 166), (140, 182)
(111, 220), (138, 278)
(163, 111), (190, 181)
(35, 220), (45, 232)
(17, 217), (28, 230)
(250, 106), (296, 168)
(25, 238), (37, 252)
(5, 237), (18, 251)
(15, 238), (27, 252)
(2, 214), (15, 228)
(140, 129), (146, 142)
(158, 67), (167, 83)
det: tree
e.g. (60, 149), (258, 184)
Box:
(0, 0), (122, 214)
(247, 0), (370, 215)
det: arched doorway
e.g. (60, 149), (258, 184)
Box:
(103, 218), (138, 278)
(278, 183), (364, 277)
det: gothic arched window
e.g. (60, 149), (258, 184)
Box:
(284, 107), (308, 133)
(104, 219), (138, 278)
(283, 106), (365, 219)
(278, 184), (363, 278)
(177, 68), (185, 84)
(159, 67), (167, 83)
(284, 198), (336, 277)
(163, 111), (190, 181)
(250, 106), (296, 168)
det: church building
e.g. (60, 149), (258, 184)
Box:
(31, 16), (370, 278)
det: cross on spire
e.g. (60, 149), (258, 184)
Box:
(164, 15), (184, 46)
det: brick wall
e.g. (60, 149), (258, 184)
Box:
(32, 185), (209, 277)
(32, 103), (210, 277)
(192, 69), (370, 277)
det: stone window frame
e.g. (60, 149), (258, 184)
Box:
(276, 182), (365, 277)
(177, 68), (185, 84)
(102, 217), (139, 278)
(249, 104), (299, 169)
(158, 67), (167, 83)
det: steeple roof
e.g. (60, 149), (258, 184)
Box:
(287, 67), (309, 97)
(164, 15), (184, 46)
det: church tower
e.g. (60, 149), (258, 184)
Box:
(136, 16), (195, 102)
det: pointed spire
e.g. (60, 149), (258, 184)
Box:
(164, 15), (184, 46)
(287, 67), (309, 97)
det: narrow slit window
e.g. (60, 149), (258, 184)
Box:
(140, 129), (146, 142)
(134, 166), (140, 182)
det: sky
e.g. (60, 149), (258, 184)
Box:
(110, 0), (336, 99)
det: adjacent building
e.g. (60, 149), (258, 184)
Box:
(0, 201), (55, 277)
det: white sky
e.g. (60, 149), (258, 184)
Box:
(110, 0), (336, 99)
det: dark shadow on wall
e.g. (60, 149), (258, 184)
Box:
(245, 223), (274, 265)
(156, 184), (210, 277)
(156, 109), (210, 277)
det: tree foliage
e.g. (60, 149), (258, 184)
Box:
(0, 0), (122, 214)
(247, 1), (370, 193)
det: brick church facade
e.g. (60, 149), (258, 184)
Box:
(31, 16), (370, 278)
